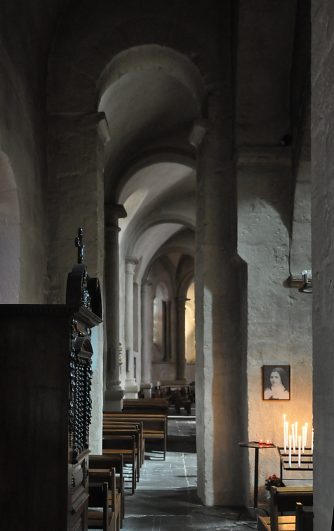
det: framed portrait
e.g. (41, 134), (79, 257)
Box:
(262, 365), (290, 400)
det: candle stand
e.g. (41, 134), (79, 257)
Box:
(277, 447), (313, 484)
(239, 441), (276, 509)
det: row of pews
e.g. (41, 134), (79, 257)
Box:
(87, 398), (169, 530)
(257, 485), (313, 531)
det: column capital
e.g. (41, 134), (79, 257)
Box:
(175, 296), (190, 304)
(141, 280), (153, 293)
(125, 257), (138, 275)
(188, 119), (209, 148)
(105, 203), (127, 230)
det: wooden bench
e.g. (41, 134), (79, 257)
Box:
(89, 454), (125, 525)
(257, 486), (313, 531)
(123, 398), (169, 415)
(104, 412), (167, 459)
(295, 502), (313, 531)
(102, 434), (138, 494)
(88, 469), (121, 531)
(103, 421), (144, 468)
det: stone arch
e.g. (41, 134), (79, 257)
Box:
(0, 151), (20, 302)
(98, 44), (205, 114)
(97, 45), (206, 198)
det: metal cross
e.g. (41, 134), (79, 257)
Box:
(75, 227), (85, 264)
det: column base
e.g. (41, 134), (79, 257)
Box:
(104, 387), (124, 412)
(140, 382), (152, 398)
(124, 379), (139, 398)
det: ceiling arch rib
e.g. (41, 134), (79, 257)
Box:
(131, 222), (184, 283)
(97, 45), (205, 197)
(118, 161), (195, 258)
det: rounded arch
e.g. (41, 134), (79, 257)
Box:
(98, 44), (205, 114)
(97, 45), (206, 197)
(116, 149), (196, 205)
(0, 151), (20, 302)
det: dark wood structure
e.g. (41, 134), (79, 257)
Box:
(0, 229), (102, 530)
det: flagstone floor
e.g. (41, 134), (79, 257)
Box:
(122, 418), (258, 531)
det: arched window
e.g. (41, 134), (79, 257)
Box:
(153, 282), (170, 361)
(185, 282), (195, 363)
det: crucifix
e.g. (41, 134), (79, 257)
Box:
(75, 227), (85, 264)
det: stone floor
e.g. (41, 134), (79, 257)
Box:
(121, 419), (258, 531)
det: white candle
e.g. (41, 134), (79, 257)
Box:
(302, 426), (305, 452)
(298, 435), (302, 467)
(285, 421), (289, 451)
(283, 414), (286, 449)
(305, 423), (308, 448)
(289, 435), (292, 467)
(311, 428), (314, 452)
(292, 423), (296, 451)
(295, 421), (298, 445)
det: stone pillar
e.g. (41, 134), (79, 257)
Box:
(104, 203), (126, 411)
(124, 258), (139, 398)
(312, 1), (334, 528)
(195, 87), (243, 506)
(175, 297), (188, 382)
(141, 281), (153, 396)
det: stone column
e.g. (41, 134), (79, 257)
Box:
(175, 297), (188, 382)
(104, 203), (126, 411)
(141, 280), (153, 397)
(124, 257), (139, 398)
(195, 86), (243, 506)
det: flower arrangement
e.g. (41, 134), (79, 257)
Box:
(265, 474), (283, 491)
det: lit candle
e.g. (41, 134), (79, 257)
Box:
(301, 425), (305, 452)
(311, 428), (314, 452)
(283, 414), (287, 449)
(305, 423), (308, 448)
(289, 435), (292, 467)
(295, 421), (298, 446)
(292, 423), (296, 451)
(285, 421), (289, 452)
(298, 435), (302, 467)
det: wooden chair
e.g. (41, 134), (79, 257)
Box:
(295, 502), (313, 531)
(257, 486), (313, 531)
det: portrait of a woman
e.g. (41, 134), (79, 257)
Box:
(263, 365), (290, 400)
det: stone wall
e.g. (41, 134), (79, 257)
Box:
(0, 0), (63, 302)
(312, 1), (334, 528)
(238, 161), (312, 504)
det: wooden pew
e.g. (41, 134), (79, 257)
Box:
(104, 412), (167, 459)
(257, 486), (313, 531)
(88, 470), (121, 531)
(102, 434), (138, 494)
(88, 482), (109, 531)
(123, 398), (169, 415)
(90, 454), (125, 526)
(103, 422), (144, 471)
(88, 467), (122, 531)
(295, 502), (313, 531)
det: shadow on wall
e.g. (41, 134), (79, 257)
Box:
(0, 152), (20, 303)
